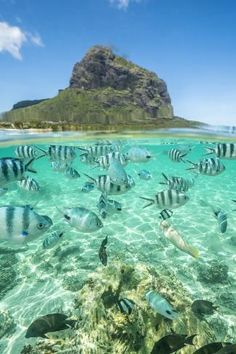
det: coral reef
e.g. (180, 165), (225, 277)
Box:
(26, 261), (215, 353)
(196, 260), (229, 284)
(0, 310), (16, 339)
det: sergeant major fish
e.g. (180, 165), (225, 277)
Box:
(37, 145), (77, 162)
(187, 158), (225, 176)
(18, 176), (40, 192)
(0, 205), (52, 245)
(126, 146), (152, 162)
(78, 143), (119, 158)
(97, 193), (122, 219)
(205, 143), (236, 159)
(160, 173), (195, 192)
(200, 200), (227, 234)
(117, 298), (135, 315)
(60, 207), (103, 233)
(0, 158), (37, 186)
(15, 145), (39, 160)
(107, 159), (128, 185)
(160, 220), (199, 258)
(43, 231), (64, 249)
(140, 189), (189, 209)
(159, 209), (173, 221)
(168, 148), (189, 162)
(64, 167), (80, 179)
(84, 174), (135, 195)
(96, 152), (128, 169)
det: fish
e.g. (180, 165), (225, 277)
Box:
(145, 290), (178, 320)
(84, 174), (134, 195)
(107, 159), (128, 185)
(151, 333), (196, 354)
(159, 209), (173, 221)
(137, 169), (152, 180)
(193, 342), (234, 354)
(205, 143), (236, 159)
(140, 189), (189, 209)
(18, 176), (40, 192)
(187, 158), (225, 176)
(214, 344), (236, 354)
(160, 173), (195, 192)
(168, 148), (188, 162)
(160, 220), (199, 258)
(15, 145), (38, 160)
(0, 205), (52, 245)
(43, 231), (64, 249)
(191, 300), (218, 318)
(61, 207), (103, 233)
(200, 200), (227, 234)
(25, 313), (76, 338)
(0, 157), (37, 186)
(96, 152), (128, 169)
(80, 153), (97, 165)
(37, 145), (77, 162)
(64, 167), (80, 179)
(126, 146), (152, 162)
(81, 181), (95, 193)
(98, 235), (108, 266)
(97, 193), (122, 219)
(117, 298), (135, 315)
(51, 161), (69, 172)
(78, 143), (119, 158)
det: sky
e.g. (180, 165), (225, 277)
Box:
(0, 0), (236, 125)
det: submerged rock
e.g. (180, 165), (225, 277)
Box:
(0, 310), (16, 339)
(0, 254), (18, 300)
(29, 261), (215, 353)
(196, 260), (229, 284)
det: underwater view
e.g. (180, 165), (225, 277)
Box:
(0, 130), (236, 354)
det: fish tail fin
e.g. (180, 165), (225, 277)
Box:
(35, 146), (47, 156)
(204, 147), (215, 155)
(83, 173), (96, 183)
(161, 172), (169, 181)
(185, 334), (197, 345)
(186, 160), (196, 170)
(139, 196), (155, 208)
(76, 147), (88, 153)
(25, 158), (37, 173)
(188, 246), (200, 258)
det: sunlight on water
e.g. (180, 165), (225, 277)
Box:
(0, 129), (235, 354)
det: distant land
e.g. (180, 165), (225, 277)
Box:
(1, 46), (204, 131)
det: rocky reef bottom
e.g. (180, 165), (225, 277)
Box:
(21, 261), (215, 354)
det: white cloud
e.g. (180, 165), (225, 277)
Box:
(0, 21), (43, 60)
(110, 0), (142, 10)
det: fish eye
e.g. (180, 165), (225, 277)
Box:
(64, 214), (71, 220)
(37, 223), (45, 230)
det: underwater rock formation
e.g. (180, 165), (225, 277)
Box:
(196, 260), (229, 284)
(26, 261), (215, 353)
(0, 310), (16, 339)
(0, 254), (18, 300)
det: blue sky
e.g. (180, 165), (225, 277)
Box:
(0, 0), (235, 125)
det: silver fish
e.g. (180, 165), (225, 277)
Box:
(97, 193), (122, 219)
(159, 209), (173, 220)
(145, 290), (178, 320)
(80, 153), (97, 165)
(0, 158), (36, 186)
(107, 159), (128, 185)
(84, 174), (134, 195)
(0, 206), (52, 245)
(140, 189), (189, 209)
(64, 167), (80, 179)
(137, 169), (152, 180)
(96, 152), (128, 169)
(43, 231), (64, 249)
(78, 143), (119, 158)
(160, 173), (195, 192)
(126, 146), (151, 162)
(205, 143), (236, 159)
(38, 145), (77, 162)
(168, 148), (188, 162)
(61, 207), (103, 233)
(18, 176), (40, 192)
(187, 158), (225, 176)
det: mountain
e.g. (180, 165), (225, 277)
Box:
(2, 46), (201, 130)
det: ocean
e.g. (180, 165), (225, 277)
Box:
(0, 129), (235, 354)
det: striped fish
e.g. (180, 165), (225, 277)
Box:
(168, 148), (188, 162)
(187, 158), (225, 176)
(140, 189), (189, 209)
(15, 145), (38, 160)
(43, 231), (64, 249)
(205, 143), (236, 159)
(97, 193), (122, 219)
(64, 167), (80, 179)
(117, 298), (135, 315)
(96, 152), (128, 169)
(84, 174), (135, 195)
(0, 206), (52, 244)
(37, 145), (77, 162)
(159, 209), (173, 220)
(213, 209), (227, 234)
(78, 143), (119, 158)
(18, 176), (40, 192)
(107, 159), (128, 185)
(137, 169), (152, 180)
(160, 173), (195, 192)
(0, 158), (36, 186)
(80, 153), (97, 165)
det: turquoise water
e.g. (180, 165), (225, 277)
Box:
(0, 131), (235, 354)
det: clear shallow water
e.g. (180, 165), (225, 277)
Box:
(0, 130), (235, 353)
